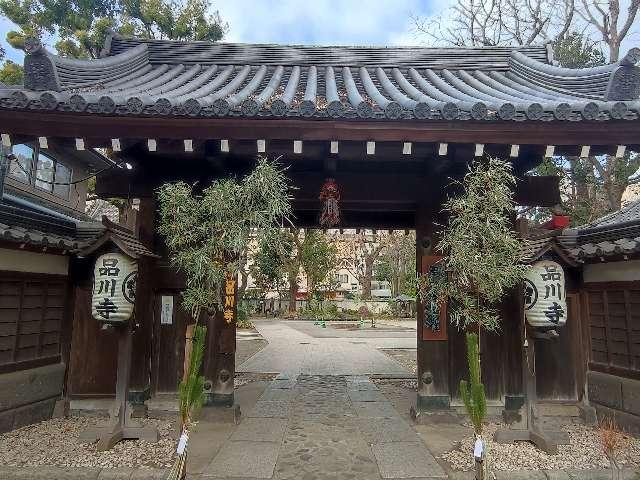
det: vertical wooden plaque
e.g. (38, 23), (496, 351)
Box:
(420, 255), (448, 341)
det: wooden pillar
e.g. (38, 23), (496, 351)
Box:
(415, 203), (451, 411)
(128, 198), (156, 409)
(502, 213), (527, 416)
(202, 273), (237, 406)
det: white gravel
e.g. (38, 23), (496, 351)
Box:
(0, 417), (176, 469)
(441, 422), (640, 471)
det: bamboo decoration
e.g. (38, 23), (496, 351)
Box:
(167, 325), (206, 480)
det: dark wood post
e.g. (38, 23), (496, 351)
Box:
(128, 198), (156, 410)
(415, 202), (451, 413)
(202, 272), (237, 407)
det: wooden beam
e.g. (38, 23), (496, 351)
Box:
(3, 111), (639, 146)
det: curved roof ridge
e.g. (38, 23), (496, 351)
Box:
(510, 49), (640, 101)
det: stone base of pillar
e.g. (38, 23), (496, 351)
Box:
(197, 402), (241, 424)
(416, 393), (450, 411)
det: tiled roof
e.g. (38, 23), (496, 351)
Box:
(519, 230), (577, 265)
(582, 199), (640, 229)
(0, 197), (157, 258)
(0, 221), (80, 250)
(77, 217), (159, 259)
(2, 35), (639, 122)
(565, 199), (640, 260)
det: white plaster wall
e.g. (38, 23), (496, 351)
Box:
(583, 260), (640, 283)
(0, 248), (69, 275)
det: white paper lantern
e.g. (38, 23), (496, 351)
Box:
(91, 252), (138, 323)
(524, 259), (567, 328)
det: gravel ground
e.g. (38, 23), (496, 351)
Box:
(0, 417), (176, 469)
(379, 348), (418, 375)
(234, 372), (277, 388)
(441, 422), (640, 471)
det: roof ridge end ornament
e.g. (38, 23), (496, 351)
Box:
(606, 48), (640, 101)
(99, 29), (116, 58)
(23, 37), (62, 92)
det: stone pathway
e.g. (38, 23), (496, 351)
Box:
(238, 321), (414, 377)
(204, 374), (446, 479)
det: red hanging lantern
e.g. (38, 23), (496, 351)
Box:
(319, 178), (341, 227)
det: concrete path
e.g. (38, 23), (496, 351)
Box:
(203, 375), (446, 479)
(237, 320), (415, 377)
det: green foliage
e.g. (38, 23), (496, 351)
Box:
(236, 306), (253, 329)
(0, 0), (227, 60)
(374, 231), (416, 297)
(553, 32), (606, 68)
(251, 232), (288, 297)
(157, 158), (293, 320)
(534, 152), (640, 226)
(301, 230), (338, 296)
(422, 157), (527, 332)
(459, 332), (487, 435)
(0, 60), (23, 85)
(178, 325), (206, 425)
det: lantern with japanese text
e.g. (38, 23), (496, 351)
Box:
(91, 252), (138, 323)
(523, 260), (567, 328)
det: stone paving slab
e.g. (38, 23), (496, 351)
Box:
(352, 401), (400, 418)
(348, 381), (382, 391)
(231, 418), (287, 443)
(355, 417), (419, 443)
(348, 389), (388, 402)
(259, 389), (298, 402)
(371, 442), (446, 478)
(247, 401), (291, 419)
(495, 471), (547, 480)
(205, 441), (280, 478)
(0, 467), (169, 480)
(268, 379), (297, 390)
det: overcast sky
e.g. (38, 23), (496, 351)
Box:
(1, 0), (638, 63)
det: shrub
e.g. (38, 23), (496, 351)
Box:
(236, 307), (253, 329)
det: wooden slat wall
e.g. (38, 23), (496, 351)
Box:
(0, 273), (66, 371)
(585, 282), (640, 378)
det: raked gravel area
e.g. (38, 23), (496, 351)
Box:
(0, 417), (176, 469)
(442, 422), (640, 472)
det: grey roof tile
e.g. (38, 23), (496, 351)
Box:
(4, 35), (639, 122)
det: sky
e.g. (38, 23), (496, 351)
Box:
(0, 0), (439, 63)
(0, 0), (638, 64)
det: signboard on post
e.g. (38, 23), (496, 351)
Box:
(524, 259), (567, 328)
(421, 255), (448, 341)
(92, 252), (138, 323)
(161, 295), (174, 325)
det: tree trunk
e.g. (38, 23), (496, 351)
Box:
(361, 261), (373, 300)
(288, 274), (298, 312)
